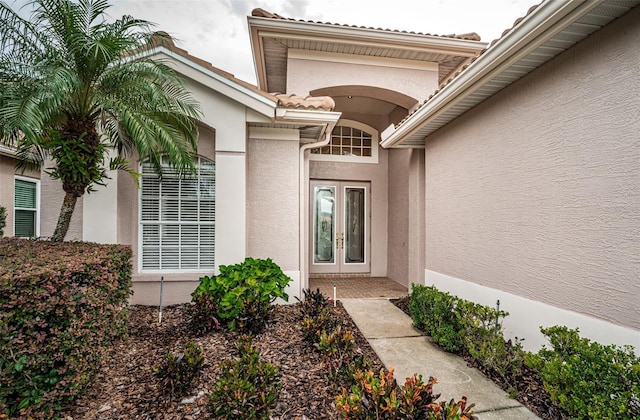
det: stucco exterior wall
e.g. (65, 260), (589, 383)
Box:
(247, 135), (300, 270)
(309, 147), (389, 277)
(387, 149), (410, 285)
(40, 162), (83, 241)
(0, 156), (15, 236)
(424, 8), (640, 331)
(287, 51), (438, 100)
(388, 149), (426, 288)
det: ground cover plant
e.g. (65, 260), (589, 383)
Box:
(0, 238), (132, 419)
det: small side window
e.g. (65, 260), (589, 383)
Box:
(14, 177), (39, 237)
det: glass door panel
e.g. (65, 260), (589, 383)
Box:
(310, 180), (369, 274)
(344, 187), (365, 264)
(313, 186), (336, 264)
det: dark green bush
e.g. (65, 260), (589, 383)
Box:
(188, 293), (221, 335)
(191, 257), (291, 333)
(408, 285), (465, 353)
(154, 341), (206, 398)
(0, 238), (132, 418)
(458, 299), (525, 391)
(208, 336), (281, 419)
(526, 326), (640, 419)
(297, 287), (331, 319)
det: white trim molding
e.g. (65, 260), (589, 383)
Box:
(425, 269), (640, 352)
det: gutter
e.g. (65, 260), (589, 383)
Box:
(380, 0), (604, 148)
(297, 117), (339, 299)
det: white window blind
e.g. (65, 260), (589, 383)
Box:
(140, 156), (215, 271)
(14, 178), (38, 237)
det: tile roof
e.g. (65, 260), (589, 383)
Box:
(393, 2), (542, 129)
(273, 93), (335, 111)
(251, 8), (481, 41)
(148, 33), (335, 112)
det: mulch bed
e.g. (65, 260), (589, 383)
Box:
(390, 296), (568, 420)
(65, 297), (567, 419)
(65, 302), (383, 419)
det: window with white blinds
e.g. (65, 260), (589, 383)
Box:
(140, 156), (215, 271)
(14, 178), (39, 238)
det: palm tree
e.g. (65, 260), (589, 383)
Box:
(0, 0), (201, 241)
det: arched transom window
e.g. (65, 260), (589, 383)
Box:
(310, 121), (378, 163)
(140, 156), (215, 271)
(313, 125), (373, 157)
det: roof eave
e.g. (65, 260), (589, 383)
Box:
(0, 144), (17, 158)
(248, 15), (488, 92)
(135, 46), (278, 117)
(275, 108), (342, 141)
(380, 0), (609, 148)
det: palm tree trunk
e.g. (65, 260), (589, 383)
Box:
(51, 192), (78, 242)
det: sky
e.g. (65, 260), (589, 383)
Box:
(7, 0), (539, 85)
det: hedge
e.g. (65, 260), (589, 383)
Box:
(0, 238), (132, 418)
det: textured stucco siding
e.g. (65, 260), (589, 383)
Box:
(309, 148), (389, 276)
(388, 149), (426, 287)
(287, 55), (438, 101)
(0, 156), (15, 236)
(247, 137), (300, 271)
(387, 149), (410, 285)
(424, 8), (640, 330)
(40, 163), (83, 241)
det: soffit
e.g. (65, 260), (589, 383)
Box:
(247, 122), (325, 142)
(384, 0), (639, 148)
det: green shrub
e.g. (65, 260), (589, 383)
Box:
(526, 326), (640, 419)
(154, 341), (206, 398)
(208, 336), (281, 419)
(408, 285), (465, 353)
(191, 257), (291, 333)
(458, 300), (525, 390)
(0, 205), (6, 236)
(0, 238), (132, 418)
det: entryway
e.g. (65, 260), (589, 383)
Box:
(309, 275), (408, 299)
(309, 180), (370, 274)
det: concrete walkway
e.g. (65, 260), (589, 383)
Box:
(341, 298), (540, 420)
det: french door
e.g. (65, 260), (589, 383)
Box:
(310, 180), (370, 274)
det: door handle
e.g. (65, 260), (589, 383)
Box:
(339, 232), (344, 249)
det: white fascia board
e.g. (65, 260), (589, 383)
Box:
(275, 108), (341, 125)
(288, 49), (439, 72)
(0, 144), (17, 157)
(380, 0), (602, 148)
(136, 47), (276, 118)
(248, 17), (487, 56)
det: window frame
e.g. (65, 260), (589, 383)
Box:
(309, 120), (379, 164)
(138, 156), (215, 273)
(13, 176), (40, 238)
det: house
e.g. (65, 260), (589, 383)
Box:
(3, 0), (638, 351)
(0, 145), (40, 239)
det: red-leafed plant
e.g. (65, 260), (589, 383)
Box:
(0, 238), (132, 418)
